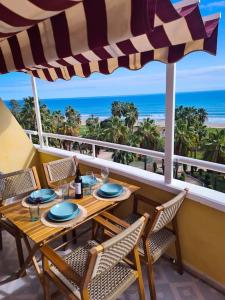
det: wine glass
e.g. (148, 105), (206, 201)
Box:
(55, 180), (69, 201)
(101, 167), (109, 183)
(86, 171), (94, 181)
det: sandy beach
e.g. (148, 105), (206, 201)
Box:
(154, 120), (225, 128)
(80, 116), (225, 128)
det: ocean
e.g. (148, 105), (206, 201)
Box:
(4, 90), (225, 124)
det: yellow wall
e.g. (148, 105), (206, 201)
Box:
(0, 100), (40, 173)
(39, 151), (225, 287)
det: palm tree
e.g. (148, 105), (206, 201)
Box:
(112, 127), (138, 164)
(136, 118), (160, 149)
(20, 97), (36, 130)
(81, 116), (101, 155)
(204, 129), (225, 163)
(65, 106), (81, 127)
(175, 106), (207, 128)
(191, 123), (207, 158)
(135, 118), (160, 170)
(197, 108), (208, 124)
(47, 110), (63, 147)
(111, 101), (123, 118)
(9, 99), (21, 122)
(40, 104), (53, 133)
(124, 104), (138, 131)
(103, 116), (128, 144)
(174, 119), (196, 156)
(52, 110), (64, 130)
(57, 107), (80, 151)
(86, 115), (99, 128)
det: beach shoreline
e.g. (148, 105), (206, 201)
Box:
(80, 116), (225, 128)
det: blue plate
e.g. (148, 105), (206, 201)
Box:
(100, 183), (123, 196)
(81, 175), (97, 186)
(97, 188), (123, 198)
(50, 202), (78, 219)
(30, 189), (56, 202)
(28, 193), (57, 204)
(48, 208), (80, 222)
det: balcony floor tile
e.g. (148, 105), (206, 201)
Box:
(0, 229), (224, 300)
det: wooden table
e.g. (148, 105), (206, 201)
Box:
(0, 178), (139, 283)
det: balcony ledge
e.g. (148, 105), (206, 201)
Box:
(37, 145), (225, 213)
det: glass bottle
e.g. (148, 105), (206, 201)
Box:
(74, 166), (83, 199)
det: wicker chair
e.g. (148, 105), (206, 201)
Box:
(43, 156), (77, 188)
(0, 167), (41, 268)
(41, 213), (149, 300)
(101, 189), (187, 300)
(43, 156), (78, 248)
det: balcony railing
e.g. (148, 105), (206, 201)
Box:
(25, 129), (225, 175)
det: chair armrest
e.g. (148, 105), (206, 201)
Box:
(99, 212), (130, 229)
(41, 245), (82, 285)
(93, 213), (127, 236)
(134, 194), (161, 208)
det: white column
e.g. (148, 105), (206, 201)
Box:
(31, 76), (44, 147)
(164, 63), (176, 184)
(92, 144), (96, 158)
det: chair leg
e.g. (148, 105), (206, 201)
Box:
(172, 218), (183, 275)
(15, 236), (25, 269)
(43, 273), (51, 300)
(175, 237), (183, 275)
(146, 261), (156, 300)
(133, 247), (146, 300)
(92, 220), (98, 240)
(72, 229), (77, 244)
(62, 234), (68, 251)
(145, 242), (157, 300)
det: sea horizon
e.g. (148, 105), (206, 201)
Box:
(4, 89), (225, 125)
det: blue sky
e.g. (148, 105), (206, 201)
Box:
(0, 0), (224, 100)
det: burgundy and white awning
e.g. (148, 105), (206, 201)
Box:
(0, 0), (220, 80)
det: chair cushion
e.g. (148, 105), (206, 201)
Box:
(121, 213), (176, 262)
(50, 240), (137, 300)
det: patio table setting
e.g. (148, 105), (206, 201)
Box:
(0, 166), (139, 285)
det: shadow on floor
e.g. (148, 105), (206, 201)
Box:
(0, 228), (224, 300)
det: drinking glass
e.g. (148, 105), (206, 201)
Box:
(60, 183), (69, 200)
(101, 167), (109, 183)
(29, 205), (40, 221)
(29, 197), (41, 221)
(84, 171), (94, 195)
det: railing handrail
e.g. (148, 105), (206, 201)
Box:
(42, 132), (165, 159)
(25, 130), (225, 174)
(174, 155), (225, 173)
(25, 129), (38, 135)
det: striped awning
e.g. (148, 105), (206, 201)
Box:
(0, 0), (220, 81)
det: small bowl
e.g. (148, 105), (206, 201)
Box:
(100, 183), (123, 196)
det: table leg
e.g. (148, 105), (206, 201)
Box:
(17, 237), (42, 284)
(24, 236), (42, 276)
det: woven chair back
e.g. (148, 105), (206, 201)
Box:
(44, 157), (77, 185)
(90, 216), (145, 279)
(151, 190), (187, 233)
(0, 168), (40, 202)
